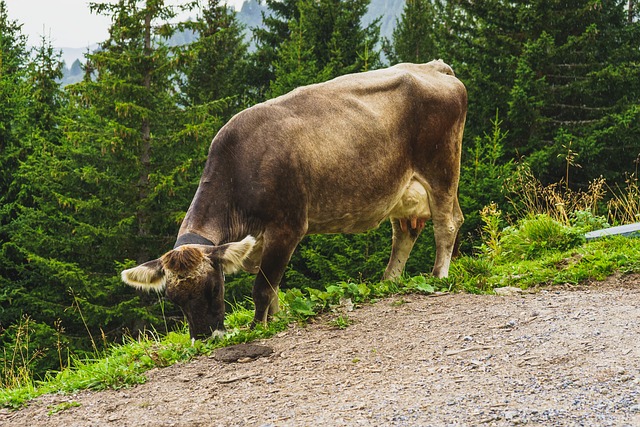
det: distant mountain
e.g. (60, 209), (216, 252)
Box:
(365, 0), (404, 40)
(59, 45), (95, 86)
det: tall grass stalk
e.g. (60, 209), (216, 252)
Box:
(505, 163), (605, 224)
(69, 288), (99, 355)
(607, 174), (640, 225)
(1, 316), (40, 391)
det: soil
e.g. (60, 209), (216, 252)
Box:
(2, 274), (640, 427)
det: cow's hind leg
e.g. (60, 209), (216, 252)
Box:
(252, 227), (303, 327)
(383, 218), (424, 280)
(430, 194), (463, 278)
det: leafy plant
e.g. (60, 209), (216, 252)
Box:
(329, 315), (352, 330)
(47, 401), (81, 416)
(569, 210), (609, 233)
(479, 202), (503, 257)
(499, 215), (585, 261)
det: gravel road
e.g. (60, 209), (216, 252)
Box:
(2, 274), (639, 426)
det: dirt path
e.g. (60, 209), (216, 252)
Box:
(2, 275), (640, 427)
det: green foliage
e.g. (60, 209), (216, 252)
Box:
(459, 111), (514, 247)
(569, 210), (610, 233)
(0, 0), (230, 380)
(255, 0), (381, 99)
(499, 215), (585, 262)
(478, 202), (503, 258)
(178, 0), (250, 119)
(287, 229), (392, 289)
(448, 0), (640, 186)
(0, 1), (29, 202)
(329, 315), (352, 329)
(384, 0), (444, 64)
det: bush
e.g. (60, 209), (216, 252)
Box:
(499, 214), (585, 261)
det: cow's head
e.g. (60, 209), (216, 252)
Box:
(121, 236), (256, 339)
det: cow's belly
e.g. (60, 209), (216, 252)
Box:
(306, 178), (431, 234)
(307, 210), (391, 234)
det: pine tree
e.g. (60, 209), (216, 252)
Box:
(384, 0), (442, 64)
(250, 0), (300, 98)
(265, 0), (381, 98)
(67, 0), (193, 263)
(0, 1), (29, 209)
(504, 0), (640, 184)
(179, 0), (250, 121)
(267, 3), (328, 97)
(0, 35), (73, 378)
(0, 0), (208, 376)
(447, 0), (640, 186)
(0, 0), (33, 341)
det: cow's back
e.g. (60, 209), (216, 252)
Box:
(195, 60), (466, 237)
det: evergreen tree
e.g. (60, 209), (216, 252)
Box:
(0, 0), (32, 346)
(384, 0), (443, 64)
(250, 0), (300, 98)
(179, 0), (250, 121)
(446, 0), (640, 187)
(0, 0), (206, 377)
(506, 0), (640, 184)
(267, 3), (328, 97)
(69, 0), (193, 263)
(0, 1), (29, 209)
(266, 0), (382, 98)
(0, 35), (73, 378)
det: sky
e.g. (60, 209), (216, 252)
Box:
(4, 0), (245, 48)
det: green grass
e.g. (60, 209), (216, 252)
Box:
(3, 222), (640, 409)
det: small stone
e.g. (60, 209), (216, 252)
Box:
(504, 410), (519, 420)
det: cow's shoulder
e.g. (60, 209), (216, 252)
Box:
(394, 59), (456, 77)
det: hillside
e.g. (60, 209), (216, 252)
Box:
(2, 275), (639, 426)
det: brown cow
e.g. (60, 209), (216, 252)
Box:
(121, 60), (467, 339)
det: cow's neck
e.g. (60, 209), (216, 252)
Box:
(173, 232), (215, 249)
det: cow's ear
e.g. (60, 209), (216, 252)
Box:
(208, 235), (256, 275)
(121, 259), (166, 291)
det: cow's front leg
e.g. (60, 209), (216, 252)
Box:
(251, 227), (303, 327)
(383, 217), (424, 280)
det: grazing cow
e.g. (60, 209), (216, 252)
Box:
(121, 60), (467, 339)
